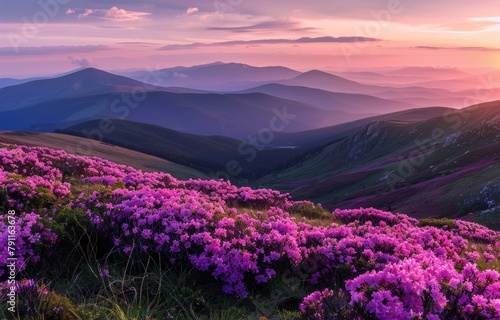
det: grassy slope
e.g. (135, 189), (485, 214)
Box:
(257, 101), (500, 228)
(0, 131), (210, 180)
(59, 119), (311, 180)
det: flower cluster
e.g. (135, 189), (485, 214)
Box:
(0, 212), (57, 277)
(82, 185), (308, 296)
(1, 143), (500, 319)
(455, 220), (499, 243)
(346, 253), (500, 319)
(300, 288), (335, 319)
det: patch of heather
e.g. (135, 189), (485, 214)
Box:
(1, 143), (499, 319)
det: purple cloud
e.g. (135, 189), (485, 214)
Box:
(0, 45), (111, 56)
(68, 56), (93, 67)
(207, 20), (315, 33)
(159, 36), (381, 50)
(415, 46), (500, 52)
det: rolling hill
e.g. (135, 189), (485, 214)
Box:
(0, 68), (148, 112)
(0, 131), (209, 180)
(271, 106), (456, 148)
(0, 89), (352, 138)
(239, 83), (417, 113)
(280, 70), (476, 107)
(257, 100), (500, 229)
(121, 62), (301, 91)
(54, 106), (456, 184)
(57, 119), (312, 180)
(0, 78), (37, 89)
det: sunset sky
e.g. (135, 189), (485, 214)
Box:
(0, 0), (499, 77)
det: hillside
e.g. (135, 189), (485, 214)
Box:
(58, 119), (311, 180)
(1, 143), (500, 319)
(0, 131), (209, 180)
(55, 106), (460, 186)
(238, 83), (416, 113)
(258, 101), (500, 228)
(0, 68), (146, 112)
(271, 106), (456, 148)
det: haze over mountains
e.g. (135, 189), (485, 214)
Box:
(1, 62), (499, 226)
(118, 61), (301, 91)
(1, 62), (498, 135)
(0, 64), (416, 136)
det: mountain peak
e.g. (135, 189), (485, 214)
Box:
(0, 67), (146, 113)
(60, 67), (143, 86)
(297, 70), (345, 79)
(293, 69), (360, 85)
(71, 67), (115, 77)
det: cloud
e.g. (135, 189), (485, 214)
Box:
(97, 26), (140, 30)
(78, 9), (94, 19)
(415, 46), (500, 52)
(200, 0), (499, 27)
(469, 17), (500, 23)
(432, 17), (500, 32)
(116, 42), (158, 45)
(186, 7), (199, 15)
(105, 6), (151, 21)
(199, 14), (213, 21)
(67, 7), (150, 21)
(68, 56), (93, 67)
(207, 20), (315, 33)
(116, 41), (158, 47)
(159, 36), (381, 50)
(0, 45), (112, 56)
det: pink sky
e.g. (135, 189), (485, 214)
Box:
(0, 1), (499, 77)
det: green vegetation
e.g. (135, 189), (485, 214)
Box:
(418, 218), (458, 229)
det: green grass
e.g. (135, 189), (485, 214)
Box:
(469, 242), (500, 272)
(418, 217), (458, 229)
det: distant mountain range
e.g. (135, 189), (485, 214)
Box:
(0, 65), (441, 138)
(119, 61), (301, 91)
(238, 83), (416, 113)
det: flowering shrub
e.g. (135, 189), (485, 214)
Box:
(333, 207), (418, 226)
(455, 220), (499, 243)
(300, 288), (335, 319)
(1, 144), (500, 319)
(344, 254), (500, 319)
(0, 212), (57, 277)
